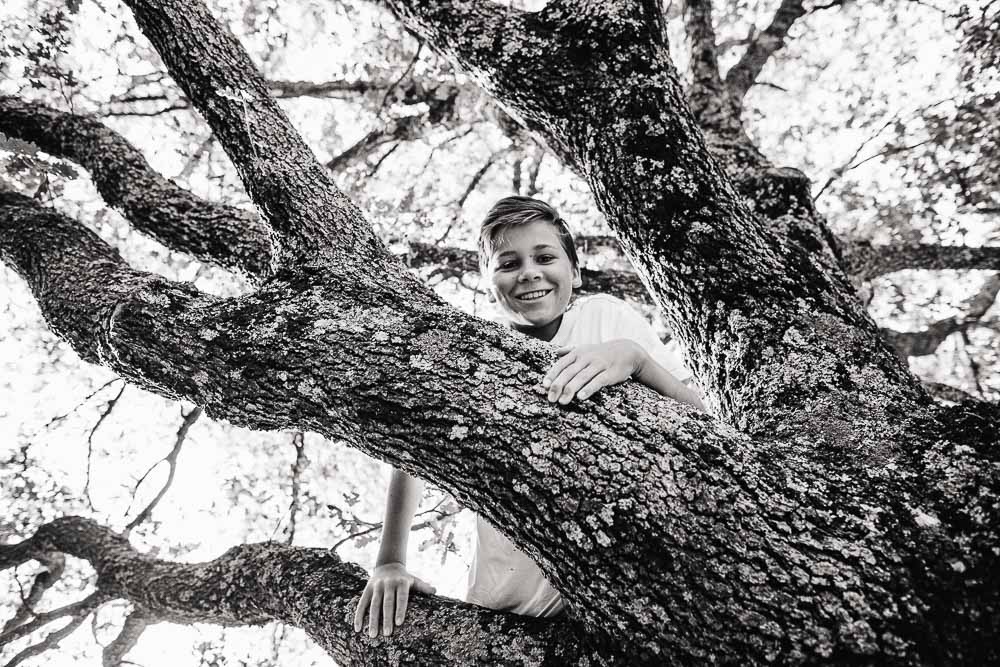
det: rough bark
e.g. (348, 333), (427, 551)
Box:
(2, 0), (999, 664)
(683, 0), (744, 138)
(385, 0), (921, 436)
(1, 517), (588, 666)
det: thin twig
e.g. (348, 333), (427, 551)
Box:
(123, 406), (203, 533)
(813, 98), (953, 201)
(101, 607), (151, 667)
(960, 330), (986, 398)
(102, 104), (190, 117)
(3, 600), (99, 667)
(84, 385), (127, 509)
(285, 432), (307, 546)
(437, 148), (510, 244)
(378, 42), (424, 114)
(176, 133), (216, 181)
(0, 591), (104, 648)
(367, 141), (402, 177)
(329, 498), (456, 552)
(32, 378), (122, 435)
(525, 145), (545, 197)
(1, 554), (65, 635)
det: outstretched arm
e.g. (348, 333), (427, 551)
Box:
(631, 347), (705, 410)
(353, 468), (435, 637)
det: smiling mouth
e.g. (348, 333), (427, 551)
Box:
(516, 289), (552, 301)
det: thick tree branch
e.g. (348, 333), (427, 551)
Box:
(122, 0), (381, 262)
(0, 97), (274, 282)
(724, 0), (807, 102)
(6, 2), (999, 663)
(381, 1), (525, 80)
(2, 517), (588, 665)
(881, 317), (992, 359)
(0, 191), (176, 366)
(880, 274), (1000, 358)
(683, 0), (742, 134)
(1, 189), (756, 662)
(0, 591), (105, 647)
(845, 241), (1000, 281)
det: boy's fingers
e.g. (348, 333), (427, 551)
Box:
(559, 365), (602, 404)
(549, 359), (598, 401)
(576, 370), (611, 401)
(382, 588), (396, 636)
(549, 360), (590, 402)
(368, 583), (382, 637)
(354, 584), (373, 632)
(543, 352), (575, 388)
(395, 584), (410, 625)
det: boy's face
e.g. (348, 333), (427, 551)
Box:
(486, 220), (582, 328)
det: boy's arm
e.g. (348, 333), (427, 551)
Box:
(353, 468), (435, 637)
(375, 468), (423, 567)
(544, 340), (705, 411)
(631, 346), (705, 411)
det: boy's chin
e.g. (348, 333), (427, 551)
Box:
(512, 312), (560, 328)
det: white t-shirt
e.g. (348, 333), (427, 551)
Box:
(465, 294), (691, 616)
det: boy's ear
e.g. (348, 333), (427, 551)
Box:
(572, 267), (582, 289)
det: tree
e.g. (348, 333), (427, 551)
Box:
(1, 0), (998, 665)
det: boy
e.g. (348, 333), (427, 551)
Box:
(354, 196), (703, 636)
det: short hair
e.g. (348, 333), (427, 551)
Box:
(478, 196), (579, 275)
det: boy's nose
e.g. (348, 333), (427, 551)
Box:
(518, 268), (542, 281)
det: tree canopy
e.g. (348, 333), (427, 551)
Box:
(1, 0), (998, 665)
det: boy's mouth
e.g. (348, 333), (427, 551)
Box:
(516, 289), (552, 302)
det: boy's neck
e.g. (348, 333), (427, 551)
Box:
(513, 314), (563, 342)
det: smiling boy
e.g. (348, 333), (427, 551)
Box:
(354, 196), (703, 636)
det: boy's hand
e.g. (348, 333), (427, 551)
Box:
(353, 562), (436, 637)
(543, 339), (646, 404)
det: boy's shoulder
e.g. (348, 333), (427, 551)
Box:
(570, 293), (632, 316)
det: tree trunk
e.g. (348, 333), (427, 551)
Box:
(2, 0), (998, 664)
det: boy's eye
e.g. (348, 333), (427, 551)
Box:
(498, 260), (518, 270)
(537, 255), (555, 263)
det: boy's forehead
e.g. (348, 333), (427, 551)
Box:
(491, 221), (562, 253)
